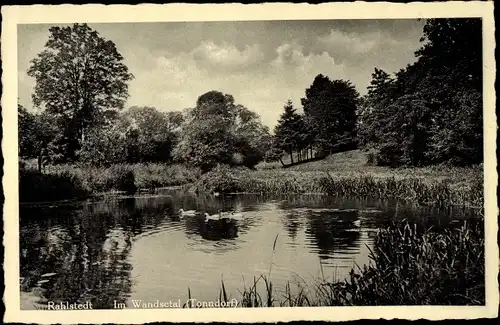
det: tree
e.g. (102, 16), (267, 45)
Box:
(273, 100), (303, 164)
(18, 104), (37, 159)
(232, 105), (272, 168)
(27, 23), (134, 161)
(173, 91), (269, 171)
(416, 18), (482, 165)
(359, 18), (482, 167)
(124, 106), (179, 162)
(301, 74), (359, 155)
(357, 68), (396, 151)
(18, 104), (59, 171)
(77, 106), (184, 165)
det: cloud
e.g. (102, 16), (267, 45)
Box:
(317, 29), (382, 54)
(123, 40), (347, 129)
(191, 41), (264, 71)
(270, 42), (347, 92)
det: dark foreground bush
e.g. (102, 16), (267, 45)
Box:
(19, 169), (90, 203)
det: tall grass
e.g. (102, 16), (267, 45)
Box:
(19, 162), (201, 202)
(212, 217), (484, 307)
(191, 165), (483, 208)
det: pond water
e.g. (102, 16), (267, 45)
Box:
(19, 190), (480, 309)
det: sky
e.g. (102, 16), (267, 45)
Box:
(17, 19), (426, 129)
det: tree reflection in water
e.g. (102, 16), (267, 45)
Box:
(20, 204), (135, 309)
(305, 209), (361, 259)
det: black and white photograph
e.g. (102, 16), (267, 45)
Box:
(1, 2), (497, 323)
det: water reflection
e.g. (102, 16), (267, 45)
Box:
(20, 208), (134, 309)
(20, 192), (481, 309)
(305, 209), (361, 260)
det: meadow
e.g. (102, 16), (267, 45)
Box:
(192, 151), (483, 208)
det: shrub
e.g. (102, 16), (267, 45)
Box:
(19, 169), (89, 202)
(107, 165), (137, 194)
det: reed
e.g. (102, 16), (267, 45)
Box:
(191, 166), (483, 208)
(211, 217), (484, 306)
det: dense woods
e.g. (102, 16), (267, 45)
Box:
(19, 19), (483, 174)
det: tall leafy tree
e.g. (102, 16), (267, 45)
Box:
(301, 74), (359, 155)
(360, 18), (482, 167)
(174, 91), (269, 171)
(416, 18), (483, 165)
(357, 68), (395, 150)
(27, 23), (134, 161)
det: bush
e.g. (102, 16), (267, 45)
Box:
(133, 163), (201, 189)
(19, 169), (89, 202)
(107, 165), (137, 194)
(191, 164), (246, 194)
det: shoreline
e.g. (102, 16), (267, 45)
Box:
(19, 177), (483, 210)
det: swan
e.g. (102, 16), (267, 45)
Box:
(353, 219), (361, 227)
(218, 210), (243, 221)
(179, 209), (197, 218)
(204, 212), (220, 223)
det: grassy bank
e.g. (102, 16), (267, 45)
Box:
(20, 150), (483, 207)
(190, 162), (483, 208)
(209, 217), (484, 306)
(19, 162), (201, 203)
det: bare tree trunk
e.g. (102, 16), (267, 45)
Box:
(279, 158), (285, 167)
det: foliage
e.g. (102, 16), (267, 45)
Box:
(19, 169), (90, 202)
(358, 18), (482, 167)
(273, 100), (304, 164)
(19, 162), (201, 201)
(76, 106), (183, 165)
(18, 104), (60, 168)
(173, 91), (271, 171)
(133, 163), (201, 189)
(27, 23), (134, 161)
(190, 153), (483, 208)
(301, 74), (360, 153)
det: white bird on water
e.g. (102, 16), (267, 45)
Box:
(179, 209), (197, 218)
(204, 212), (221, 223)
(219, 210), (244, 221)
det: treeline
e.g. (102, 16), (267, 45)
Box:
(358, 19), (482, 167)
(268, 18), (482, 167)
(19, 94), (271, 172)
(19, 19), (483, 174)
(18, 23), (271, 172)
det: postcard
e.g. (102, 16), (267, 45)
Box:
(1, 2), (497, 323)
